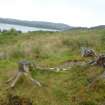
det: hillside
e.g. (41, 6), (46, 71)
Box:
(0, 28), (105, 105)
(0, 18), (72, 31)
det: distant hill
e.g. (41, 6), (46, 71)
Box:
(90, 25), (105, 29)
(0, 18), (72, 31)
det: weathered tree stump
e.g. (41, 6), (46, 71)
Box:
(81, 47), (96, 57)
(6, 60), (41, 88)
(95, 55), (105, 67)
(87, 55), (105, 88)
(89, 55), (105, 67)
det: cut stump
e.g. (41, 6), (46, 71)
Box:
(6, 60), (41, 88)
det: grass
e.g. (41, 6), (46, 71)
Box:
(0, 28), (105, 104)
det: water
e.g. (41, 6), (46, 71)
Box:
(0, 23), (58, 32)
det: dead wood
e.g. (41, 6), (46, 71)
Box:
(6, 60), (41, 88)
(81, 47), (96, 57)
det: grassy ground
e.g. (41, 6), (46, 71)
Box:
(0, 29), (105, 104)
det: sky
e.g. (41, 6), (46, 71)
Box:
(0, 0), (105, 27)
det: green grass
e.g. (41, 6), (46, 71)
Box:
(0, 28), (105, 104)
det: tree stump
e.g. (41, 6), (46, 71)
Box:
(87, 55), (105, 88)
(89, 55), (105, 67)
(81, 47), (96, 57)
(95, 55), (105, 67)
(6, 60), (41, 88)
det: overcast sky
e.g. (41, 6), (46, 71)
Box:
(0, 0), (105, 27)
